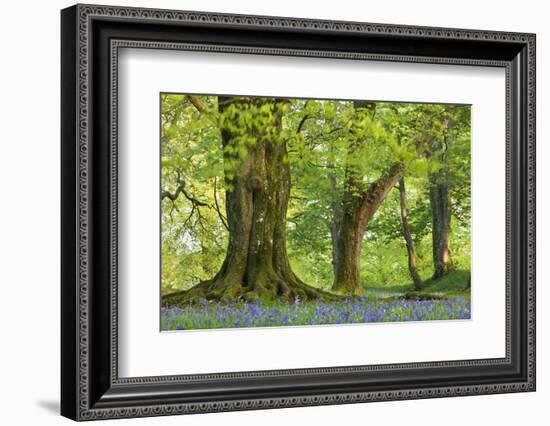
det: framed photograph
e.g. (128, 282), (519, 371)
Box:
(61, 4), (536, 421)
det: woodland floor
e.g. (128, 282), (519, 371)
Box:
(161, 270), (471, 331)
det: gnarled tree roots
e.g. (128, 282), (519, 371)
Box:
(162, 275), (340, 306)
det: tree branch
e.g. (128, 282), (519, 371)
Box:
(296, 114), (311, 133)
(163, 173), (231, 233)
(213, 176), (229, 231)
(360, 162), (405, 224)
(162, 181), (209, 207)
(186, 95), (207, 113)
(181, 204), (196, 229)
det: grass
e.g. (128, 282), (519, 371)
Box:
(365, 269), (471, 300)
(161, 270), (471, 331)
(161, 273), (469, 331)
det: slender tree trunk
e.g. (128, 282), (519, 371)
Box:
(163, 97), (334, 304)
(429, 174), (453, 279)
(332, 162), (405, 295)
(329, 172), (342, 276)
(425, 115), (454, 281)
(398, 177), (422, 290)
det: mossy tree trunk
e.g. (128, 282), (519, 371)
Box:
(428, 119), (454, 280)
(331, 162), (404, 295)
(164, 97), (334, 304)
(329, 102), (404, 296)
(329, 172), (342, 282)
(429, 173), (453, 279)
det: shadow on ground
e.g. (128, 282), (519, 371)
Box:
(35, 400), (59, 416)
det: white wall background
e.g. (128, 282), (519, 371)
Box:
(0, 0), (546, 424)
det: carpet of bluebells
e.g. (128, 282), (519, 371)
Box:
(161, 296), (471, 331)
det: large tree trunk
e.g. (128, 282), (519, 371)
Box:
(398, 177), (422, 290)
(332, 162), (404, 295)
(163, 97), (334, 304)
(429, 173), (453, 279)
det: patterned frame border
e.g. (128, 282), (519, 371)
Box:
(109, 40), (512, 383)
(71, 4), (535, 420)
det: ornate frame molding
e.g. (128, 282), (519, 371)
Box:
(61, 4), (535, 421)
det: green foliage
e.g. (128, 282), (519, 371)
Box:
(161, 95), (227, 291)
(161, 94), (471, 296)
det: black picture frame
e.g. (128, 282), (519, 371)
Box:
(61, 3), (536, 421)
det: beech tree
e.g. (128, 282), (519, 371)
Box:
(304, 102), (404, 295)
(331, 160), (404, 295)
(160, 95), (471, 303)
(427, 106), (471, 279)
(429, 165), (454, 278)
(398, 177), (422, 290)
(164, 96), (333, 303)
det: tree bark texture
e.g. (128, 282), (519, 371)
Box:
(428, 117), (454, 280)
(329, 172), (342, 279)
(331, 162), (405, 295)
(329, 101), (405, 295)
(398, 177), (422, 290)
(429, 174), (453, 279)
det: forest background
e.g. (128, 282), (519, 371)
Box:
(160, 94), (471, 329)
